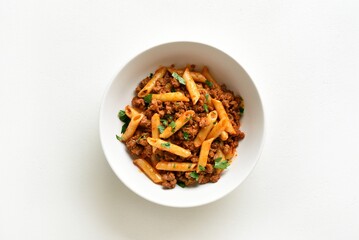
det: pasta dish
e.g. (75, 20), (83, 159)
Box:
(116, 65), (245, 189)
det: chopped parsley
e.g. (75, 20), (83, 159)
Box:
(183, 131), (189, 140)
(239, 107), (244, 115)
(214, 157), (230, 170)
(116, 135), (123, 141)
(161, 142), (171, 148)
(118, 110), (130, 122)
(172, 72), (186, 85)
(189, 171), (199, 181)
(177, 181), (186, 188)
(149, 73), (153, 79)
(136, 134), (146, 143)
(165, 115), (173, 121)
(203, 104), (208, 113)
(144, 94), (152, 104)
(205, 80), (213, 88)
(205, 93), (209, 103)
(199, 165), (206, 172)
(121, 121), (129, 133)
(157, 125), (165, 134)
(169, 121), (176, 132)
(160, 119), (168, 126)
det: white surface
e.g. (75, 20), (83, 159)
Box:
(99, 42), (265, 207)
(0, 0), (358, 239)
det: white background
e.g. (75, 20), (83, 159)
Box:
(1, 0), (358, 239)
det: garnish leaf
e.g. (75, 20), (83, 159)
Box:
(199, 165), (206, 172)
(205, 80), (213, 87)
(172, 72), (186, 85)
(177, 181), (186, 188)
(144, 94), (152, 104)
(169, 121), (176, 132)
(189, 172), (199, 181)
(183, 131), (189, 140)
(121, 122), (129, 133)
(160, 119), (168, 126)
(118, 110), (130, 122)
(203, 104), (208, 113)
(239, 107), (244, 115)
(161, 142), (171, 148)
(149, 73), (153, 79)
(214, 157), (230, 170)
(116, 135), (123, 141)
(205, 93), (209, 103)
(158, 125), (165, 134)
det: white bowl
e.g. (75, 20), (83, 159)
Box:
(99, 41), (265, 208)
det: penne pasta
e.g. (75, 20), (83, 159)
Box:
(133, 158), (163, 184)
(156, 161), (196, 172)
(194, 111), (218, 147)
(197, 138), (214, 172)
(167, 67), (207, 83)
(147, 137), (191, 158)
(220, 131), (229, 141)
(206, 118), (228, 140)
(202, 66), (220, 88)
(151, 113), (160, 153)
(138, 67), (167, 97)
(125, 105), (140, 118)
(160, 110), (195, 139)
(152, 92), (189, 102)
(121, 113), (144, 141)
(183, 68), (200, 105)
(225, 148), (237, 160)
(150, 154), (160, 168)
(212, 99), (236, 134)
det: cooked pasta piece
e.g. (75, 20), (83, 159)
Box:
(147, 137), (191, 158)
(138, 67), (167, 97)
(125, 105), (140, 118)
(134, 158), (163, 183)
(197, 138), (214, 172)
(151, 113), (160, 153)
(167, 67), (207, 83)
(202, 66), (220, 88)
(160, 110), (195, 139)
(206, 118), (228, 140)
(152, 92), (189, 102)
(220, 131), (229, 141)
(156, 161), (196, 171)
(121, 113), (144, 141)
(212, 99), (236, 134)
(194, 111), (218, 147)
(183, 68), (200, 105)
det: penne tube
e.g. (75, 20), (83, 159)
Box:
(202, 66), (220, 88)
(167, 67), (207, 83)
(212, 99), (236, 134)
(125, 105), (140, 118)
(156, 161), (196, 172)
(206, 118), (228, 140)
(183, 68), (200, 105)
(197, 138), (214, 172)
(150, 154), (160, 168)
(152, 92), (189, 102)
(138, 67), (167, 97)
(147, 137), (191, 158)
(133, 158), (163, 184)
(151, 113), (160, 153)
(160, 110), (195, 139)
(225, 148), (236, 161)
(121, 113), (144, 141)
(194, 111), (218, 147)
(220, 131), (229, 141)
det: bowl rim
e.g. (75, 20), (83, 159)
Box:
(99, 40), (266, 208)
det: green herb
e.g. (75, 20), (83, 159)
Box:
(177, 181), (186, 188)
(160, 119), (168, 126)
(203, 104), (208, 113)
(169, 121), (176, 132)
(149, 73), (153, 79)
(161, 142), (171, 148)
(171, 87), (176, 92)
(199, 165), (206, 172)
(214, 157), (230, 170)
(121, 122), (129, 133)
(165, 115), (173, 121)
(183, 131), (189, 140)
(158, 125), (165, 134)
(116, 135), (123, 141)
(239, 107), (244, 115)
(189, 172), (199, 181)
(136, 134), (146, 143)
(172, 72), (186, 85)
(205, 93), (209, 103)
(185, 115), (192, 122)
(144, 94), (152, 104)
(118, 110), (130, 122)
(205, 80), (213, 88)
